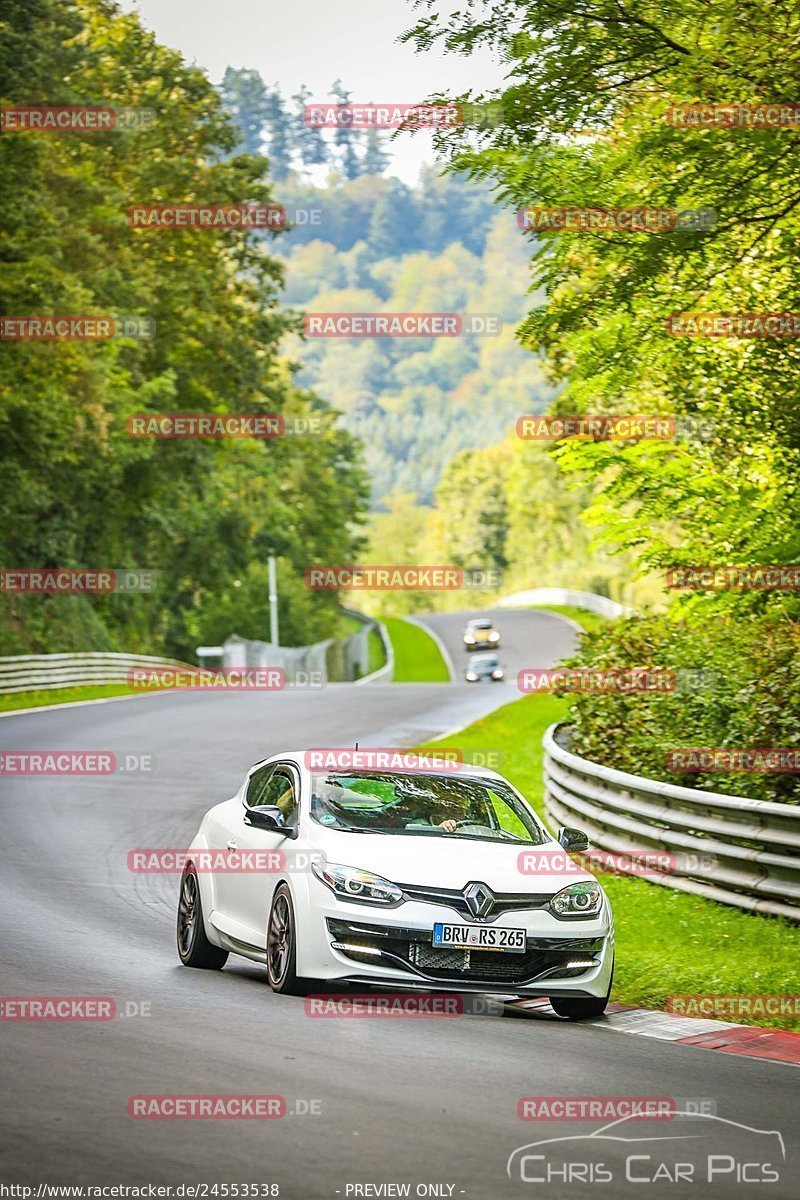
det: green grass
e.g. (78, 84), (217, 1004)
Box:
(383, 616), (450, 682)
(419, 691), (800, 1031)
(529, 603), (610, 638)
(366, 627), (387, 674)
(0, 683), (149, 713)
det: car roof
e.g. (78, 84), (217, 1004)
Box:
(467, 617), (494, 627)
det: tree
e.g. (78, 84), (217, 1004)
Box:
(263, 84), (293, 181)
(219, 67), (270, 155)
(0, 0), (369, 657)
(403, 0), (800, 799)
(361, 127), (390, 176)
(329, 79), (361, 181)
(291, 83), (328, 171)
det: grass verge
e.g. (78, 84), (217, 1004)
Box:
(366, 627), (387, 674)
(419, 691), (799, 1031)
(529, 603), (610, 638)
(383, 616), (450, 682)
(0, 683), (149, 713)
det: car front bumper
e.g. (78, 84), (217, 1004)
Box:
(298, 886), (613, 999)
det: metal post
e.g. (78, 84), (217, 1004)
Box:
(268, 555), (279, 646)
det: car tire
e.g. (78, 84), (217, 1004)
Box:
(266, 884), (309, 995)
(549, 956), (614, 1020)
(177, 864), (228, 969)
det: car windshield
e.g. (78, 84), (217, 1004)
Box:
(309, 771), (548, 843)
(473, 653), (499, 667)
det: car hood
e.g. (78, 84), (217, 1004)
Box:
(307, 827), (594, 892)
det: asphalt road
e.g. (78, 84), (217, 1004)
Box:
(411, 606), (578, 686)
(0, 610), (796, 1198)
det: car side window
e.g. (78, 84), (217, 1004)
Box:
(245, 764), (274, 809)
(261, 768), (299, 826)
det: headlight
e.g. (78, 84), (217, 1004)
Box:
(464, 635), (476, 644)
(488, 632), (499, 641)
(550, 881), (603, 919)
(491, 669), (504, 679)
(466, 672), (478, 681)
(312, 862), (403, 905)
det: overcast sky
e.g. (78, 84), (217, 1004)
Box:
(118, 0), (504, 182)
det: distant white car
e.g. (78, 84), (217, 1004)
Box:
(465, 652), (505, 682)
(178, 752), (614, 1017)
(463, 617), (500, 650)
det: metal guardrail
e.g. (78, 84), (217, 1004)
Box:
(543, 723), (800, 923)
(348, 611), (394, 684)
(500, 587), (631, 619)
(0, 612), (392, 696)
(0, 652), (193, 693)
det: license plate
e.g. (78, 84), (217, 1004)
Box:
(432, 923), (526, 953)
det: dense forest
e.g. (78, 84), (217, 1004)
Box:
(218, 73), (556, 505)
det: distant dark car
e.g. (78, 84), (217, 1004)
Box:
(463, 617), (500, 651)
(465, 652), (505, 683)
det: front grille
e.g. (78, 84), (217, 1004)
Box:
(328, 919), (601, 986)
(407, 941), (590, 984)
(399, 883), (551, 919)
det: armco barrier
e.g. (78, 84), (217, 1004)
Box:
(543, 723), (800, 922)
(0, 652), (194, 693)
(500, 587), (630, 618)
(219, 609), (390, 685)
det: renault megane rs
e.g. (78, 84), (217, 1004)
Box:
(177, 751), (614, 1018)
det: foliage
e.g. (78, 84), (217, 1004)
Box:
(280, 205), (556, 505)
(420, 691), (800, 1029)
(403, 0), (800, 796)
(0, 0), (369, 657)
(383, 616), (450, 682)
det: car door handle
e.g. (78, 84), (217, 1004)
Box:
(226, 840), (238, 851)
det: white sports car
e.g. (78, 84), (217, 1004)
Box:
(177, 751), (614, 1018)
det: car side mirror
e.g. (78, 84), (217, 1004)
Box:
(558, 826), (589, 852)
(245, 805), (297, 839)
